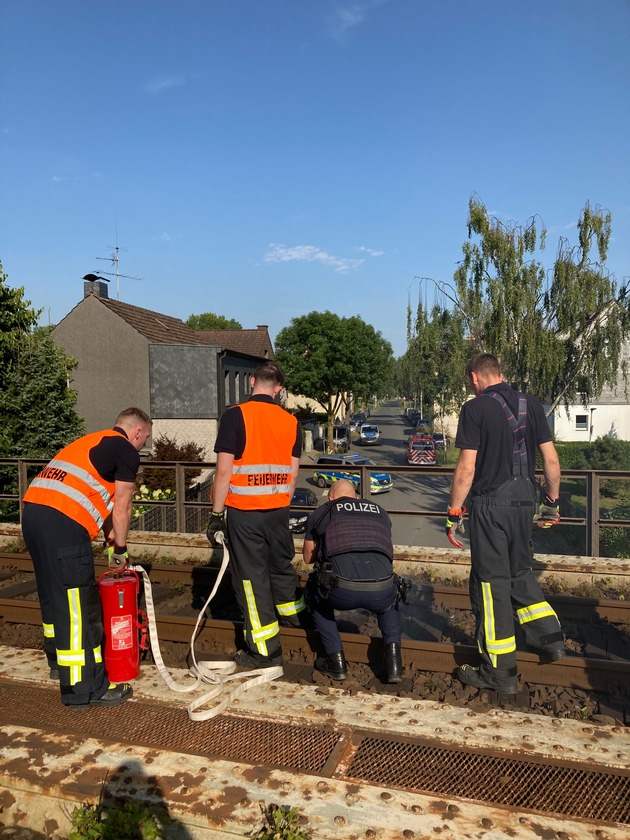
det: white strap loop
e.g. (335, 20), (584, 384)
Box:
(129, 532), (282, 721)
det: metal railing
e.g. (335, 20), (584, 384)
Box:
(2, 457), (630, 556)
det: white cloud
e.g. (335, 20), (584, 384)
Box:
(329, 1), (388, 38)
(51, 175), (66, 182)
(356, 246), (384, 257)
(144, 72), (196, 95)
(264, 243), (364, 273)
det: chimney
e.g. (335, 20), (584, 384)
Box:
(257, 325), (268, 330)
(83, 278), (109, 299)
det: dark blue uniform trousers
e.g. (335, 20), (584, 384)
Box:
(306, 575), (400, 654)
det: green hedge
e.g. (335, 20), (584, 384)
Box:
(554, 438), (630, 471)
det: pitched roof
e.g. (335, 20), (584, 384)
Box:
(91, 295), (274, 358)
(197, 327), (274, 359)
(96, 296), (205, 344)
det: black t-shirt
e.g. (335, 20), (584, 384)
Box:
(89, 427), (140, 483)
(455, 382), (552, 496)
(305, 498), (393, 580)
(214, 394), (302, 459)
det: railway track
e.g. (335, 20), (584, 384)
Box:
(1, 551), (629, 714)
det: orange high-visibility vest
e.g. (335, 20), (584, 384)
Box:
(226, 401), (297, 510)
(24, 430), (127, 539)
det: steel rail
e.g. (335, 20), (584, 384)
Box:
(1, 597), (627, 692)
(2, 552), (630, 623)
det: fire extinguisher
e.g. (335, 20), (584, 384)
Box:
(98, 568), (149, 682)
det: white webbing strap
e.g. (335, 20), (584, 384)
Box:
(129, 532), (282, 721)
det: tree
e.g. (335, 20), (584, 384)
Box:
(439, 197), (630, 414)
(396, 294), (471, 423)
(0, 265), (84, 519)
(3, 327), (84, 458)
(0, 261), (40, 389)
(186, 312), (243, 330)
(275, 311), (394, 447)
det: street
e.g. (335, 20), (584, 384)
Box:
(298, 400), (460, 551)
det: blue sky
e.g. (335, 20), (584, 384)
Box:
(1, 0), (629, 358)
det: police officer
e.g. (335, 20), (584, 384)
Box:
(447, 353), (564, 694)
(303, 480), (402, 683)
(21, 407), (152, 708)
(208, 362), (308, 668)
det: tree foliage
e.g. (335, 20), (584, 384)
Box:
(441, 197), (630, 414)
(3, 327), (84, 458)
(275, 311), (394, 441)
(0, 264), (84, 520)
(186, 312), (242, 330)
(396, 295), (472, 424)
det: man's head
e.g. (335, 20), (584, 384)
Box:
(250, 362), (285, 397)
(466, 353), (503, 396)
(328, 479), (357, 501)
(115, 408), (153, 451)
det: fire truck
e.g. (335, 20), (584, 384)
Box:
(406, 433), (437, 466)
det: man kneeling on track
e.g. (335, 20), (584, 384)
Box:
(303, 479), (403, 683)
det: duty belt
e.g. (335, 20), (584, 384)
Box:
(335, 576), (395, 592)
(472, 496), (535, 507)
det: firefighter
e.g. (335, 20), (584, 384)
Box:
(21, 407), (152, 708)
(447, 353), (565, 694)
(303, 480), (402, 683)
(207, 362), (309, 668)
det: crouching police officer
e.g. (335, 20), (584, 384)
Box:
(303, 479), (403, 683)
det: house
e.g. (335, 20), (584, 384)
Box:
(545, 343), (630, 442)
(52, 278), (274, 457)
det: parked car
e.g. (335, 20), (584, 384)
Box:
(412, 417), (432, 434)
(406, 433), (437, 465)
(432, 432), (450, 448)
(289, 487), (319, 533)
(331, 424), (350, 453)
(312, 454), (393, 494)
(349, 413), (367, 432)
(358, 424), (381, 445)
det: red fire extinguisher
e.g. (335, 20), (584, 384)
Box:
(98, 568), (149, 682)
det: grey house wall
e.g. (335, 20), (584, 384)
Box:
(150, 345), (220, 418)
(53, 296), (151, 433)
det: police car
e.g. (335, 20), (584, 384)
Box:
(312, 454), (393, 494)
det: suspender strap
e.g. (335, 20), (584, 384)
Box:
(485, 391), (528, 476)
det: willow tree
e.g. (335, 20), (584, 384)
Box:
(275, 310), (394, 448)
(439, 197), (629, 414)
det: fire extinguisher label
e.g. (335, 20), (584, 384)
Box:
(110, 615), (134, 650)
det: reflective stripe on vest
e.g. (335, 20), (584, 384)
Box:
(226, 401), (297, 510)
(24, 430), (123, 538)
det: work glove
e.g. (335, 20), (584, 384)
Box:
(534, 494), (560, 528)
(206, 510), (225, 545)
(445, 506), (466, 549)
(106, 543), (129, 572)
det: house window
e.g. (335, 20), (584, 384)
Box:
(575, 415), (588, 431)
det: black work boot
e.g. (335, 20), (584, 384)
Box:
(315, 650), (348, 681)
(383, 642), (403, 684)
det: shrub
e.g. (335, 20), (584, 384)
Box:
(140, 434), (205, 493)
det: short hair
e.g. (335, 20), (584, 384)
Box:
(115, 407), (152, 427)
(253, 362), (285, 387)
(467, 353), (501, 379)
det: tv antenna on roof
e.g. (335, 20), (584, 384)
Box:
(94, 245), (142, 301)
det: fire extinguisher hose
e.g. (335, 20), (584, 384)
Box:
(129, 532), (282, 722)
